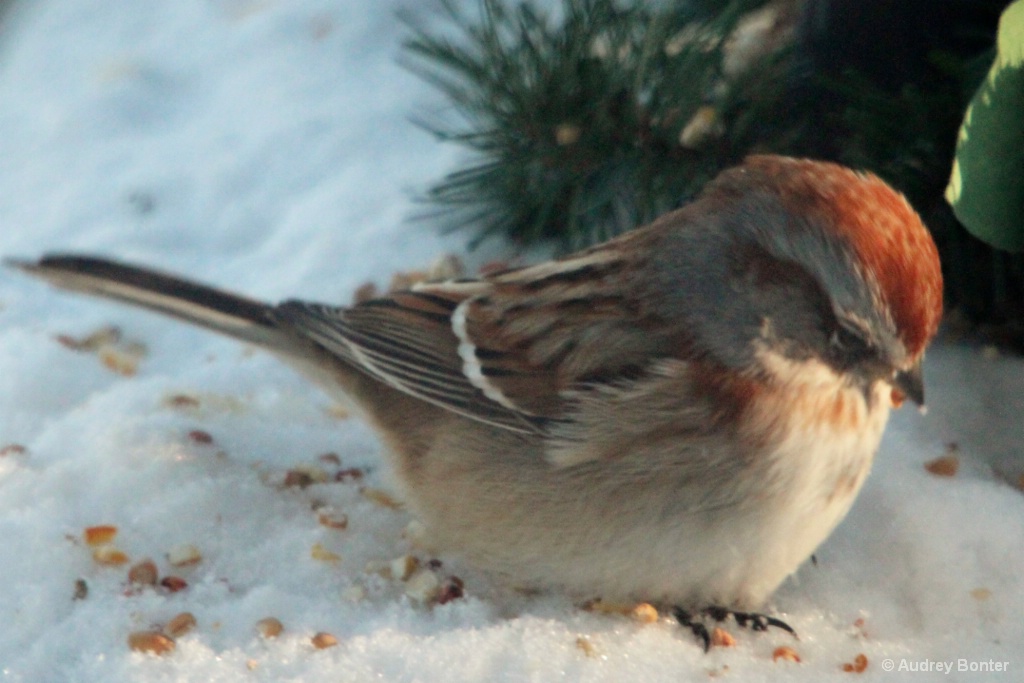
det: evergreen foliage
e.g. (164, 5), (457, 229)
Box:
(401, 0), (770, 251)
(402, 0), (1023, 333)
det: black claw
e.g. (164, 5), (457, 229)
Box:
(673, 605), (797, 650)
(672, 607), (711, 652)
(767, 615), (797, 637)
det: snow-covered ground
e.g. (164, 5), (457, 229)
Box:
(0, 1), (1022, 681)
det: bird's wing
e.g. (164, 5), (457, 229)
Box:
(274, 230), (683, 441)
(274, 287), (542, 434)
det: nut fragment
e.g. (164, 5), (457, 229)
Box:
(92, 546), (130, 566)
(160, 576), (188, 592)
(390, 555), (419, 581)
(84, 525), (118, 546)
(127, 559), (159, 586)
(361, 487), (402, 509)
(583, 599), (657, 622)
(772, 646), (802, 663)
(575, 636), (598, 657)
(128, 631), (176, 656)
(164, 394), (200, 409)
(850, 616), (869, 638)
(56, 325), (121, 351)
(710, 626), (736, 648)
(256, 617), (284, 639)
(924, 454), (959, 477)
(56, 326), (147, 375)
(629, 603), (659, 624)
(99, 346), (144, 376)
(284, 466), (329, 488)
(164, 612), (197, 638)
(0, 444), (26, 456)
(311, 632), (339, 649)
(404, 568), (441, 603)
(167, 543), (202, 567)
(335, 467), (365, 482)
(842, 653), (869, 673)
(311, 543), (341, 563)
(317, 508), (349, 530)
(187, 430), (214, 445)
(318, 452), (342, 467)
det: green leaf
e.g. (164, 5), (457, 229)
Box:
(946, 0), (1024, 252)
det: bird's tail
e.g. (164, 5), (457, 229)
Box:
(5, 254), (294, 353)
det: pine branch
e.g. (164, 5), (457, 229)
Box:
(400, 0), (769, 251)
(401, 0), (1024, 333)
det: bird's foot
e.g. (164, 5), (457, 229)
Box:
(672, 606), (797, 651)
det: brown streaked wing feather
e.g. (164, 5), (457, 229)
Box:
(275, 230), (674, 436)
(272, 293), (542, 434)
(422, 240), (673, 416)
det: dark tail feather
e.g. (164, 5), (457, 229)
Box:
(5, 254), (291, 351)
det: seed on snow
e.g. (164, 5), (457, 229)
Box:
(164, 612), (197, 638)
(128, 631), (175, 656)
(390, 555), (419, 581)
(317, 507), (348, 530)
(127, 559), (159, 586)
(160, 576), (188, 592)
(311, 632), (338, 649)
(710, 627), (736, 648)
(256, 617), (284, 639)
(83, 525), (118, 546)
(311, 543), (341, 563)
(404, 568), (441, 603)
(167, 544), (202, 567)
(773, 646), (802, 663)
(92, 546), (130, 566)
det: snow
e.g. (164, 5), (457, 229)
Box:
(0, 1), (1022, 681)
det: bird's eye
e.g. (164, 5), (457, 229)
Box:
(830, 320), (873, 360)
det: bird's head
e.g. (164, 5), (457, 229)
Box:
(649, 155), (943, 407)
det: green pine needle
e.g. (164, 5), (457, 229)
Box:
(400, 0), (767, 251)
(401, 0), (1024, 332)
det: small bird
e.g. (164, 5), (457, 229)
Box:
(7, 155), (942, 646)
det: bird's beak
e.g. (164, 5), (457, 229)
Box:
(892, 359), (925, 408)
